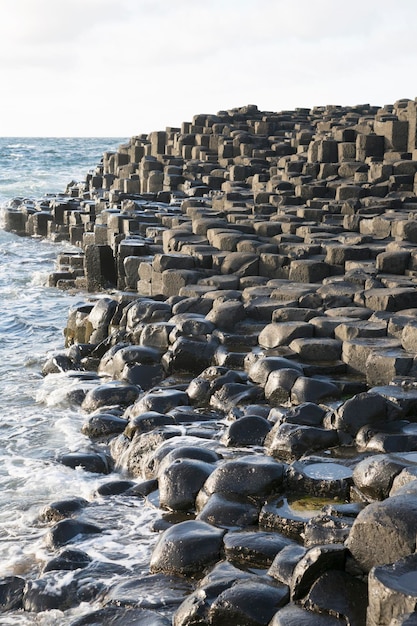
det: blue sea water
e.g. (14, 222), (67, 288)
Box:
(0, 137), (125, 204)
(0, 138), (162, 624)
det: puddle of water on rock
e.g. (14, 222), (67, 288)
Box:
(303, 462), (353, 480)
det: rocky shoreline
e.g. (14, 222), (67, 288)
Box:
(3, 100), (417, 624)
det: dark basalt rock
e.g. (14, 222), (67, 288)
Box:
(358, 423), (417, 454)
(157, 445), (221, 472)
(173, 561), (255, 626)
(352, 453), (417, 500)
(187, 366), (245, 405)
(69, 606), (171, 626)
(368, 384), (417, 417)
(207, 578), (290, 626)
(159, 458), (215, 511)
(100, 344), (163, 374)
(126, 299), (172, 328)
(334, 391), (402, 436)
(39, 497), (89, 522)
(290, 376), (341, 404)
(368, 553), (417, 626)
(139, 437), (220, 479)
(230, 403), (271, 420)
(58, 451), (113, 474)
(304, 570), (368, 625)
(222, 414), (272, 447)
(42, 352), (77, 375)
(123, 411), (176, 439)
(23, 572), (78, 611)
(163, 336), (218, 374)
(46, 519), (102, 549)
(169, 312), (216, 337)
(103, 573), (193, 612)
(115, 427), (184, 477)
(346, 492), (417, 572)
(258, 321), (314, 349)
(0, 576), (25, 610)
(205, 299), (246, 332)
(130, 388), (189, 415)
(125, 478), (158, 497)
(270, 402), (327, 427)
(120, 362), (165, 390)
(43, 548), (92, 573)
(224, 530), (293, 568)
(248, 356), (304, 386)
(88, 297), (118, 335)
(150, 519), (225, 576)
(167, 405), (220, 423)
(209, 381), (264, 413)
(95, 479), (137, 496)
(303, 502), (364, 547)
(18, 99), (417, 625)
(269, 603), (346, 625)
(285, 458), (354, 499)
(81, 412), (128, 439)
(96, 342), (130, 372)
(290, 544), (347, 601)
(266, 422), (340, 461)
(390, 467), (417, 496)
(268, 543), (308, 585)
(102, 345), (164, 389)
(260, 496), (346, 541)
(198, 455), (285, 502)
(264, 368), (301, 404)
(81, 381), (141, 413)
(197, 492), (260, 529)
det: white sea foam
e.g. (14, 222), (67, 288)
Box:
(0, 142), (169, 622)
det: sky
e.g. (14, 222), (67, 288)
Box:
(0, 0), (416, 137)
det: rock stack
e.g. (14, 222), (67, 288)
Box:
(5, 100), (417, 625)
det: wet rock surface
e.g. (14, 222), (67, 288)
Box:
(7, 98), (417, 623)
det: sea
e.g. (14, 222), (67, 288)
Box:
(0, 138), (165, 624)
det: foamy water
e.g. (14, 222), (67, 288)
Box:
(0, 139), (167, 624)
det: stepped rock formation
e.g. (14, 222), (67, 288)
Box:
(5, 100), (417, 625)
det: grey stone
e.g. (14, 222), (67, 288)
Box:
(334, 391), (402, 436)
(258, 322), (314, 348)
(368, 554), (417, 626)
(207, 579), (289, 626)
(289, 338), (342, 362)
(346, 492), (417, 572)
(266, 422), (339, 461)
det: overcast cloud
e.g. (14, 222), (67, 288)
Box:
(0, 0), (415, 136)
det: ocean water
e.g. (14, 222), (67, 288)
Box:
(0, 137), (125, 203)
(0, 138), (164, 624)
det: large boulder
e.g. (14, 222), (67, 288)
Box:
(346, 492), (417, 572)
(150, 520), (225, 575)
